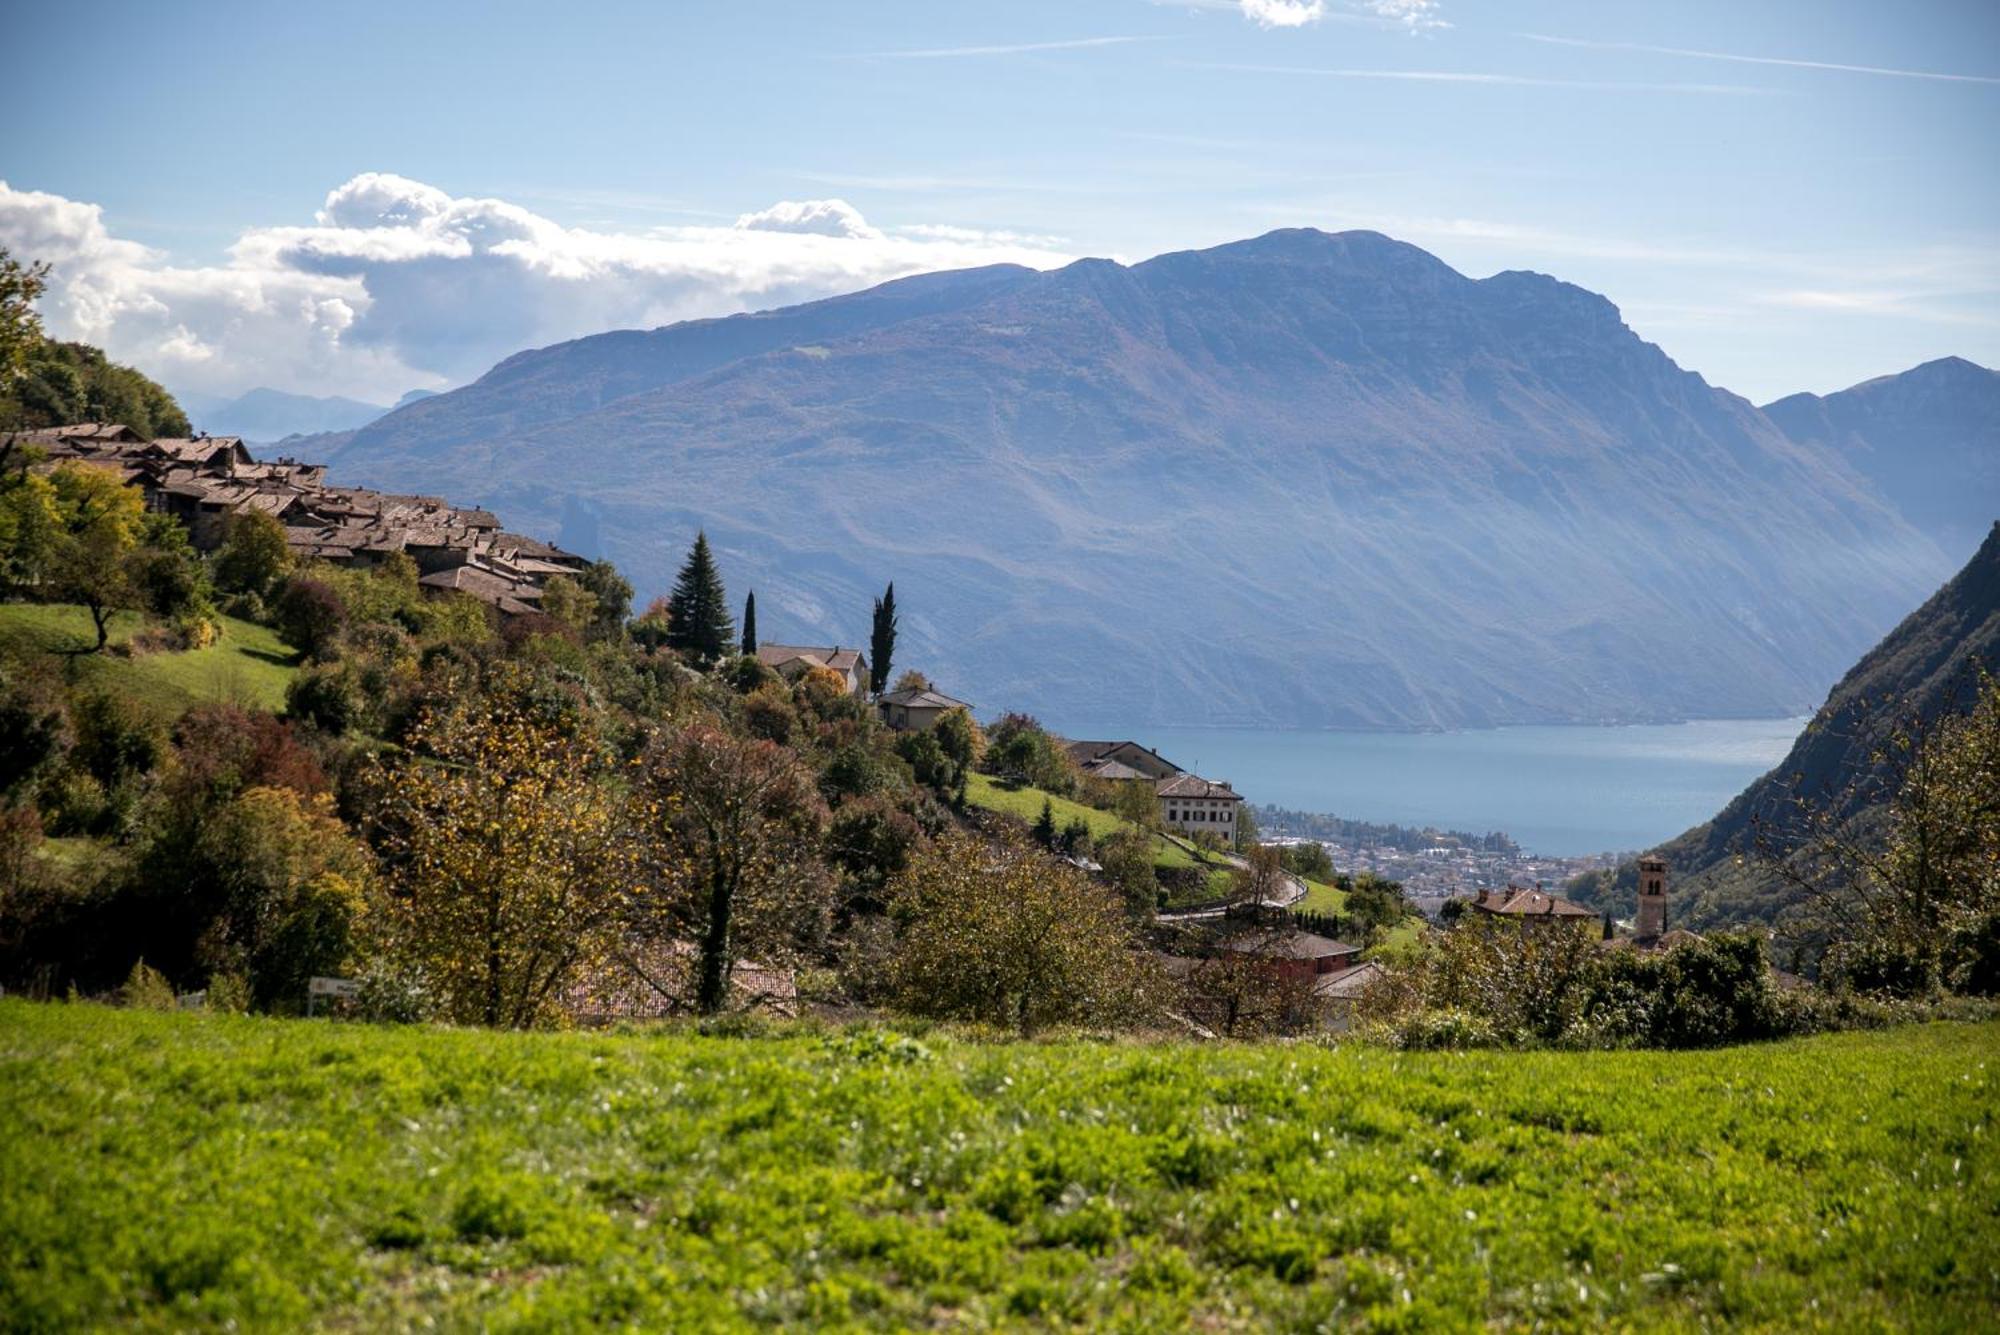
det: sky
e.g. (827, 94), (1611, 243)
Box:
(2, 0), (1995, 407)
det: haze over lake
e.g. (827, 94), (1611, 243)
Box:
(1048, 718), (1813, 857)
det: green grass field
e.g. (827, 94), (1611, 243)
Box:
(2, 1002), (1993, 1331)
(0, 604), (299, 717)
(966, 773), (1210, 875)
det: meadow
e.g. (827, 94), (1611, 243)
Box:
(0, 604), (298, 717)
(1, 1001), (1994, 1331)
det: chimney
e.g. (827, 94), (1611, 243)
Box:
(1636, 857), (1667, 944)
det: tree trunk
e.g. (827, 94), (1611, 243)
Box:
(88, 600), (110, 653)
(696, 868), (734, 1015)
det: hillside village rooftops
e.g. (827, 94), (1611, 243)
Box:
(10, 422), (584, 618)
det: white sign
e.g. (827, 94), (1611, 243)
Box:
(308, 976), (360, 999)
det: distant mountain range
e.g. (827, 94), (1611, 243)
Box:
(182, 388), (388, 442)
(1763, 356), (1998, 565)
(182, 386), (441, 443)
(314, 228), (1976, 730)
(1573, 521), (2000, 929)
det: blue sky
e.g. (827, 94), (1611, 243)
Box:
(3, 0), (1995, 404)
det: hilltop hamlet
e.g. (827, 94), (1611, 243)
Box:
(3, 422), (585, 617)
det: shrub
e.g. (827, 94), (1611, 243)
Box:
(286, 665), (361, 735)
(119, 958), (176, 1011)
(272, 576), (348, 659)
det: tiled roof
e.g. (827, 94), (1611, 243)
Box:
(876, 686), (973, 710)
(1471, 886), (1599, 918)
(1221, 931), (1361, 961)
(759, 643), (865, 675)
(1156, 772), (1240, 800)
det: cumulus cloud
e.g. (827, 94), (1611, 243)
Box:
(1240, 0), (1324, 27)
(0, 173), (1074, 402)
(733, 198), (881, 240)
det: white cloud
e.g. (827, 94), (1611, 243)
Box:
(0, 174), (1075, 402)
(1240, 0), (1324, 29)
(1365, 1), (1448, 32)
(733, 199), (881, 240)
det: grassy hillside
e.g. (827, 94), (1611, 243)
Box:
(0, 604), (299, 716)
(1, 1003), (1993, 1330)
(966, 772), (1211, 874)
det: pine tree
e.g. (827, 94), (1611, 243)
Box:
(664, 531), (735, 664)
(869, 581), (897, 694)
(741, 590), (757, 657)
(1033, 797), (1057, 849)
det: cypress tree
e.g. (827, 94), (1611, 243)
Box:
(664, 531), (735, 664)
(869, 581), (897, 694)
(741, 590), (757, 657)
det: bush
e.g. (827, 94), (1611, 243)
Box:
(119, 959), (176, 1011)
(354, 956), (437, 1024)
(286, 665), (362, 735)
(1369, 1007), (1501, 1051)
(272, 576), (348, 659)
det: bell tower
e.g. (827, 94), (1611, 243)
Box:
(1635, 857), (1667, 944)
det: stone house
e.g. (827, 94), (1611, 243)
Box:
(756, 643), (870, 696)
(1156, 771), (1244, 848)
(876, 685), (974, 732)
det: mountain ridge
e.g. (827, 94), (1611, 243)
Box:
(318, 227), (1957, 730)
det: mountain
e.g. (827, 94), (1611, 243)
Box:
(190, 388), (389, 442)
(1763, 356), (1999, 564)
(321, 228), (1953, 730)
(1573, 523), (2000, 929)
(392, 388), (440, 410)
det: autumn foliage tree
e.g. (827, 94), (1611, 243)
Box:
(888, 831), (1159, 1034)
(371, 681), (647, 1027)
(638, 722), (831, 1014)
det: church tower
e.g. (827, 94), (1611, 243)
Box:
(1635, 857), (1667, 944)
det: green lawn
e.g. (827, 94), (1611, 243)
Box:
(0, 603), (299, 717)
(965, 772), (1208, 874)
(1, 1003), (1993, 1330)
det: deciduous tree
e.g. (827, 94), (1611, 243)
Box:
(888, 831), (1158, 1035)
(637, 723), (830, 1014)
(371, 684), (646, 1027)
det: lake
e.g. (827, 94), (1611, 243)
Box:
(1044, 717), (1811, 856)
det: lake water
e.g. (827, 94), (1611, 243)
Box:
(1045, 718), (1811, 856)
